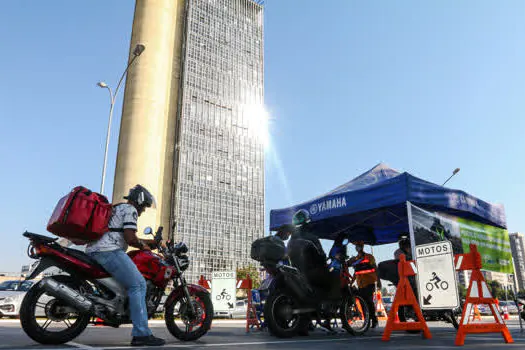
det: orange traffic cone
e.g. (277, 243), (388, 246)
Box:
(471, 305), (482, 321)
(375, 291), (388, 321)
(503, 307), (510, 321)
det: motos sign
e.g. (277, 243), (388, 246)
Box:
(416, 243), (451, 258)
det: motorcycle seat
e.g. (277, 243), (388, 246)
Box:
(62, 247), (108, 273)
(23, 231), (58, 244)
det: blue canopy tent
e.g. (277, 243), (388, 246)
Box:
(269, 163), (506, 245)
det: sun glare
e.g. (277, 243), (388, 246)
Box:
(242, 103), (270, 148)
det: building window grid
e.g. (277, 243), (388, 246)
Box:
(174, 0), (263, 282)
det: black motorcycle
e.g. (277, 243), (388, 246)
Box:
(251, 236), (369, 338)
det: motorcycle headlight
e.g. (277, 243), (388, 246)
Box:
(178, 256), (190, 271)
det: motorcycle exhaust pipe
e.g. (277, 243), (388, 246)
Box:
(40, 278), (93, 313)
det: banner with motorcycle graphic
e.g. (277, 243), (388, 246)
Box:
(408, 203), (514, 274)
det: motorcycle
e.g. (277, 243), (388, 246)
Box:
(253, 237), (370, 338)
(19, 227), (213, 345)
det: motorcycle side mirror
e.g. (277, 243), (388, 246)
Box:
(143, 227), (153, 236)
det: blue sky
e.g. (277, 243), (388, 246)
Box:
(0, 1), (524, 272)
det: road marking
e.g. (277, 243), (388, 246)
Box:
(96, 335), (384, 349)
(68, 341), (103, 349)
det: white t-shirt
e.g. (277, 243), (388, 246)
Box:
(86, 204), (138, 253)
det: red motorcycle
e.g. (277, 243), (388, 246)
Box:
(19, 227), (213, 345)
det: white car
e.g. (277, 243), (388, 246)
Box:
(382, 296), (393, 313)
(231, 300), (247, 319)
(214, 310), (233, 319)
(498, 300), (519, 315)
(0, 280), (35, 317)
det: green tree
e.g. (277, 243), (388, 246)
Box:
(236, 264), (261, 289)
(487, 280), (506, 299)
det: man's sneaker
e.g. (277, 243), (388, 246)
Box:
(131, 335), (165, 347)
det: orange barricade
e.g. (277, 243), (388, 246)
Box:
(382, 254), (432, 341)
(453, 244), (513, 346)
(199, 274), (260, 332)
(198, 275), (211, 289)
(237, 275), (260, 332)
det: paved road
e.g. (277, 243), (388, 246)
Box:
(1, 319), (524, 350)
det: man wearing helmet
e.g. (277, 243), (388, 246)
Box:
(348, 241), (380, 328)
(287, 210), (326, 272)
(394, 234), (412, 261)
(86, 185), (165, 347)
(287, 210), (339, 299)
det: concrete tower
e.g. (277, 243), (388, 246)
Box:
(113, 0), (186, 236)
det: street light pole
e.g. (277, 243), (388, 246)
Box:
(97, 44), (145, 195)
(442, 168), (461, 187)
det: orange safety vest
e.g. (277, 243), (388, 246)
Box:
(353, 254), (377, 288)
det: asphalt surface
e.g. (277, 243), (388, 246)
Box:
(1, 319), (525, 350)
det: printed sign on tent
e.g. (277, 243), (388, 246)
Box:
(211, 271), (236, 313)
(408, 203), (513, 274)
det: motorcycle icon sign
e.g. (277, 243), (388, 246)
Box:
(425, 272), (449, 292)
(216, 288), (232, 301)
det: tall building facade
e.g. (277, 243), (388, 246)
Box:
(510, 232), (525, 291)
(172, 0), (265, 282)
(113, 0), (265, 283)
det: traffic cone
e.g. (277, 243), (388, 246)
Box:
(375, 291), (388, 321)
(471, 305), (481, 321)
(503, 307), (509, 321)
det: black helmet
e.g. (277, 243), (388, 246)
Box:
(275, 224), (294, 240)
(399, 234), (410, 249)
(124, 185), (156, 212)
(292, 209), (311, 227)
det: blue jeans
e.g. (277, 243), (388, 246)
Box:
(89, 249), (152, 337)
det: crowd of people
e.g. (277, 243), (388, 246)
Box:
(270, 210), (416, 331)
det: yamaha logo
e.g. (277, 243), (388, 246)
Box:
(309, 196), (347, 216)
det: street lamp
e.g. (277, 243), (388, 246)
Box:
(442, 168), (460, 186)
(97, 43), (146, 195)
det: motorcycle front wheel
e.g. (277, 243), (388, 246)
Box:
(341, 296), (370, 336)
(165, 290), (213, 341)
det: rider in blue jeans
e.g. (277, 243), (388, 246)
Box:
(86, 185), (165, 347)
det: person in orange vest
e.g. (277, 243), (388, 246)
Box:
(348, 241), (381, 328)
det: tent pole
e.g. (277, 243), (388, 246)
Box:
(406, 201), (416, 259)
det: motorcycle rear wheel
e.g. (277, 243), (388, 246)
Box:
(20, 276), (91, 345)
(165, 290), (213, 341)
(264, 291), (310, 338)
